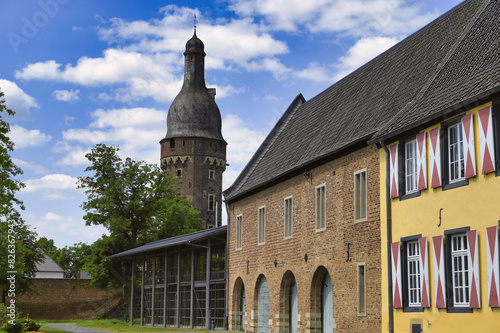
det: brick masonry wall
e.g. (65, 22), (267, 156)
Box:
(227, 145), (381, 332)
(9, 279), (120, 320)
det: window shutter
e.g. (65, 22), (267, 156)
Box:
(467, 230), (481, 308)
(432, 235), (446, 308)
(462, 113), (477, 179)
(478, 106), (496, 174)
(416, 132), (427, 190)
(429, 127), (442, 188)
(418, 237), (430, 307)
(389, 143), (399, 199)
(486, 226), (500, 307)
(391, 242), (402, 308)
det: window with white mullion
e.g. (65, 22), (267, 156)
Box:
(407, 241), (421, 306)
(284, 197), (293, 238)
(451, 233), (469, 307)
(258, 206), (266, 245)
(448, 123), (465, 183)
(236, 215), (243, 250)
(316, 184), (326, 230)
(405, 140), (418, 193)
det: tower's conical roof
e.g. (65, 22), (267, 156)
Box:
(164, 33), (224, 141)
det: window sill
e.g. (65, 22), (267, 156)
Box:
(284, 236), (293, 240)
(403, 306), (424, 312)
(315, 227), (326, 233)
(443, 178), (469, 191)
(446, 306), (473, 313)
(258, 242), (265, 246)
(354, 217), (368, 223)
(400, 190), (421, 201)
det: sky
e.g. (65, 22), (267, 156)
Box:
(0, 0), (462, 248)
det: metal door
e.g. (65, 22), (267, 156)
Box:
(241, 287), (246, 331)
(257, 277), (269, 332)
(322, 273), (333, 333)
(290, 279), (298, 333)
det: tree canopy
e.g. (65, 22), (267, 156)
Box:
(0, 88), (43, 303)
(78, 144), (201, 289)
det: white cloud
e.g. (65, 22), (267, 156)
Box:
(230, 0), (439, 36)
(0, 79), (39, 120)
(334, 36), (399, 81)
(294, 62), (331, 82)
(53, 89), (80, 102)
(89, 107), (166, 128)
(12, 158), (49, 175)
(9, 125), (52, 149)
(23, 174), (80, 200)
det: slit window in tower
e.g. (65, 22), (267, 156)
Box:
(208, 194), (215, 211)
(170, 139), (175, 148)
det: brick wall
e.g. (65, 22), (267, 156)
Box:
(10, 279), (121, 320)
(227, 145), (382, 332)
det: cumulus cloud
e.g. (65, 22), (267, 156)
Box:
(23, 174), (80, 200)
(12, 158), (49, 175)
(333, 36), (399, 81)
(53, 89), (80, 102)
(9, 125), (52, 149)
(230, 0), (439, 35)
(0, 79), (39, 120)
(294, 62), (331, 83)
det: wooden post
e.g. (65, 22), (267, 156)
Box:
(152, 253), (156, 326)
(140, 255), (145, 326)
(130, 256), (135, 326)
(190, 247), (195, 328)
(206, 239), (211, 330)
(176, 250), (181, 328)
(163, 251), (168, 327)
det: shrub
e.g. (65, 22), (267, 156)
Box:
(21, 318), (40, 332)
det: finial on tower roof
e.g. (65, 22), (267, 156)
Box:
(194, 14), (197, 34)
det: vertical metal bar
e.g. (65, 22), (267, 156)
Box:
(163, 251), (168, 327)
(130, 256), (135, 326)
(190, 247), (195, 328)
(152, 253), (156, 327)
(206, 239), (211, 330)
(176, 249), (181, 328)
(140, 255), (145, 326)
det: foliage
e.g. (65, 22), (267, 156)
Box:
(77, 144), (201, 289)
(0, 88), (43, 303)
(21, 317), (39, 332)
(0, 304), (24, 333)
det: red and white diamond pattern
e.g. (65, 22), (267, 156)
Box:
(390, 143), (399, 199)
(461, 113), (477, 179)
(432, 235), (446, 308)
(418, 237), (430, 307)
(429, 127), (441, 188)
(478, 106), (496, 174)
(391, 242), (402, 308)
(416, 132), (427, 191)
(487, 226), (500, 307)
(467, 230), (481, 308)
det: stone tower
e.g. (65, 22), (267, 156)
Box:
(160, 31), (226, 229)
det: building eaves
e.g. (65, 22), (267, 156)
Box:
(108, 225), (227, 258)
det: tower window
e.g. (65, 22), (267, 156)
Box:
(208, 194), (215, 211)
(176, 169), (182, 178)
(170, 139), (175, 148)
(209, 170), (215, 180)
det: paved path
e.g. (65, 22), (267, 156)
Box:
(45, 325), (112, 333)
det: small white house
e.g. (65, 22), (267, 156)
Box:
(35, 253), (65, 279)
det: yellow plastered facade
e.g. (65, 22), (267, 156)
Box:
(380, 101), (500, 333)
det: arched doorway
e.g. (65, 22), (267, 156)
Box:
(233, 277), (246, 331)
(256, 275), (269, 333)
(311, 266), (333, 333)
(280, 271), (298, 332)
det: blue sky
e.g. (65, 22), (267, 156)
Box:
(1, 0), (462, 248)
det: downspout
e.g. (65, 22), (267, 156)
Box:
(224, 202), (230, 330)
(380, 141), (394, 333)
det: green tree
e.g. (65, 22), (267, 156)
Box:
(0, 88), (43, 303)
(35, 237), (90, 278)
(78, 144), (201, 289)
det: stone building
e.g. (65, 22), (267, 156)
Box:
(222, 1), (496, 331)
(160, 30), (227, 229)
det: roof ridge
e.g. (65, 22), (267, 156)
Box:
(224, 94), (305, 199)
(374, 0), (490, 140)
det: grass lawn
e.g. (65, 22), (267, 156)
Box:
(38, 319), (217, 332)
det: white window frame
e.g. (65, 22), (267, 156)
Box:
(236, 214), (243, 250)
(406, 240), (422, 307)
(451, 233), (470, 307)
(208, 194), (215, 211)
(357, 263), (367, 316)
(354, 169), (367, 222)
(315, 184), (326, 231)
(448, 122), (465, 183)
(258, 206), (266, 245)
(284, 196), (293, 239)
(405, 139), (418, 194)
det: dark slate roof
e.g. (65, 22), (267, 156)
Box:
(109, 225), (227, 258)
(374, 0), (500, 141)
(224, 0), (487, 202)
